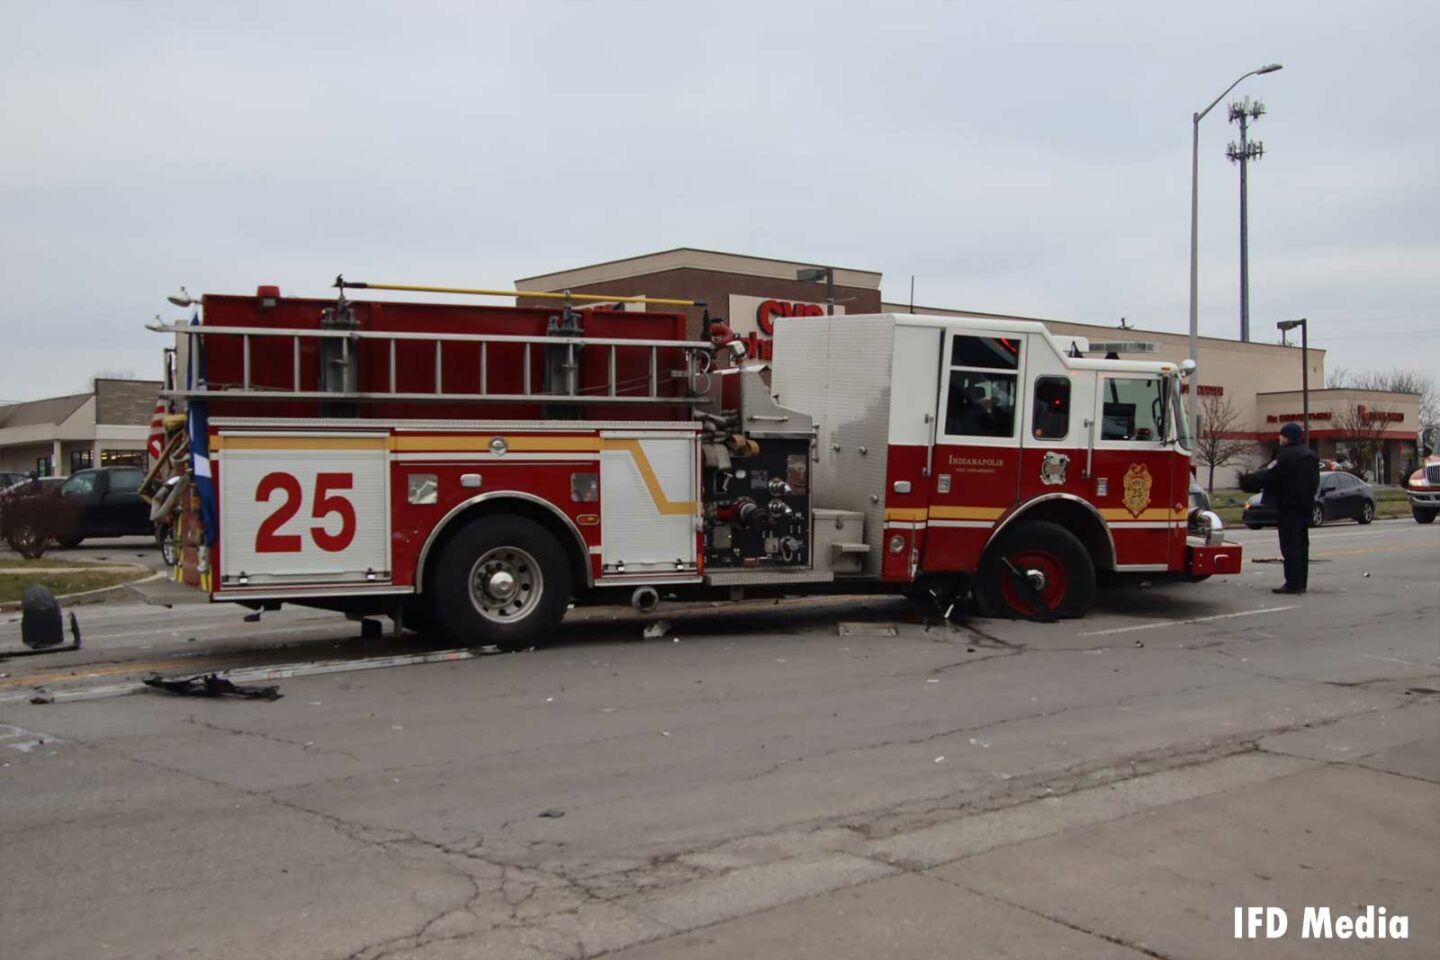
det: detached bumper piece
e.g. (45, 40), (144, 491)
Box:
(1187, 541), (1243, 577)
(144, 674), (282, 701)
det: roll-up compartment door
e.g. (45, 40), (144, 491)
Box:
(217, 434), (391, 585)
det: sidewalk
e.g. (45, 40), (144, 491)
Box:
(609, 703), (1439, 960)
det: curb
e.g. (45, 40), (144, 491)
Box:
(0, 569), (164, 613)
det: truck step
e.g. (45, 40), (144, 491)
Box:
(704, 569), (835, 587)
(831, 542), (871, 555)
(127, 577), (211, 608)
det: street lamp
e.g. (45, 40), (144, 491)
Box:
(796, 267), (834, 315)
(1188, 63), (1282, 438)
(1277, 317), (1309, 446)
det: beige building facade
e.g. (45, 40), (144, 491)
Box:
(517, 249), (1421, 487)
(0, 379), (162, 479)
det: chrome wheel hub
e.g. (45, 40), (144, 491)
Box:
(469, 546), (542, 623)
(1024, 568), (1047, 592)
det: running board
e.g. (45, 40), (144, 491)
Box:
(703, 569), (835, 587)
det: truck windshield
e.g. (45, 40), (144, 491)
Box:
(1172, 377), (1193, 451)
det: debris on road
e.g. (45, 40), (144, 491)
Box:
(143, 674), (282, 701)
(838, 622), (898, 637)
(15, 586), (83, 655)
(643, 620), (672, 640)
(29, 690), (54, 705)
(537, 808), (566, 818)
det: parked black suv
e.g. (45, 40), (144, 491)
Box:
(1, 466), (152, 557)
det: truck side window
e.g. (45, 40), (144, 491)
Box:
(946, 371), (1017, 438)
(61, 472), (98, 496)
(111, 468), (144, 492)
(1032, 377), (1070, 440)
(944, 336), (1022, 439)
(1100, 377), (1164, 442)
(951, 336), (1021, 370)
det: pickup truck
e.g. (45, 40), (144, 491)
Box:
(1, 467), (153, 557)
(1406, 452), (1440, 524)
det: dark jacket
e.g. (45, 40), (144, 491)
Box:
(1257, 442), (1321, 516)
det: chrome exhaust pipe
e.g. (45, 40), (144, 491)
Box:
(630, 586), (660, 614)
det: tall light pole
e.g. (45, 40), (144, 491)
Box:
(1188, 63), (1282, 437)
(1277, 318), (1309, 446)
(796, 267), (834, 315)
(1228, 98), (1267, 342)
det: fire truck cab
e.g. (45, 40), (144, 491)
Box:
(151, 285), (1239, 649)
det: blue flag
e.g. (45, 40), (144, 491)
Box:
(186, 309), (217, 546)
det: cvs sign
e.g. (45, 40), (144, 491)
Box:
(755, 299), (826, 335)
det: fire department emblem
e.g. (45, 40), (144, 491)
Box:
(1040, 451), (1069, 486)
(1123, 463), (1153, 518)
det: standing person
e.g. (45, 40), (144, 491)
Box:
(1255, 422), (1321, 594)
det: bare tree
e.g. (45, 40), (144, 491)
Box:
(1331, 401), (1393, 481)
(1194, 392), (1256, 492)
(1327, 367), (1437, 439)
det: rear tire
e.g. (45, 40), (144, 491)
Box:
(1415, 507), (1437, 525)
(1357, 501), (1374, 524)
(1310, 504), (1325, 528)
(428, 515), (572, 652)
(56, 537), (84, 549)
(976, 521), (1095, 620)
(155, 525), (178, 566)
(5, 523), (47, 560)
(1245, 523), (1263, 530)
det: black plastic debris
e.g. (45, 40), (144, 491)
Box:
(143, 674), (282, 701)
(537, 808), (566, 819)
(15, 587), (82, 655)
(20, 585), (63, 649)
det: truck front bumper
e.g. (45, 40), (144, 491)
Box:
(1406, 488), (1440, 508)
(1186, 540), (1243, 577)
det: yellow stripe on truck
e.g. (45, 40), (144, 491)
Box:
(212, 435), (389, 451)
(391, 435), (601, 453)
(928, 505), (1006, 520)
(600, 438), (696, 516)
(1099, 508), (1188, 522)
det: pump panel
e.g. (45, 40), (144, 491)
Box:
(702, 437), (811, 569)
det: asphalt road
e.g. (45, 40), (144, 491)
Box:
(1, 519), (1436, 959)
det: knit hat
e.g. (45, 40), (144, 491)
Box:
(1279, 422), (1303, 443)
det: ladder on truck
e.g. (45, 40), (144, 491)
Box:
(148, 280), (716, 407)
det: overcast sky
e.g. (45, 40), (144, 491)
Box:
(1, 0), (1435, 402)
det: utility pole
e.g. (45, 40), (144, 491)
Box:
(1227, 98), (1266, 342)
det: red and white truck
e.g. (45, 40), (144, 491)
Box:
(148, 280), (1240, 648)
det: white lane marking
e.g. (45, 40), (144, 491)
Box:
(1358, 653), (1434, 666)
(1079, 605), (1298, 637)
(1231, 527), (1411, 543)
(0, 648), (477, 704)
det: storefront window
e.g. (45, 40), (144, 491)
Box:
(35, 456), (52, 477)
(100, 449), (145, 468)
(70, 449), (94, 473)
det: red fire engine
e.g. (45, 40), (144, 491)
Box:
(147, 280), (1240, 649)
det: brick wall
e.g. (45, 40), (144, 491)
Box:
(94, 379), (163, 427)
